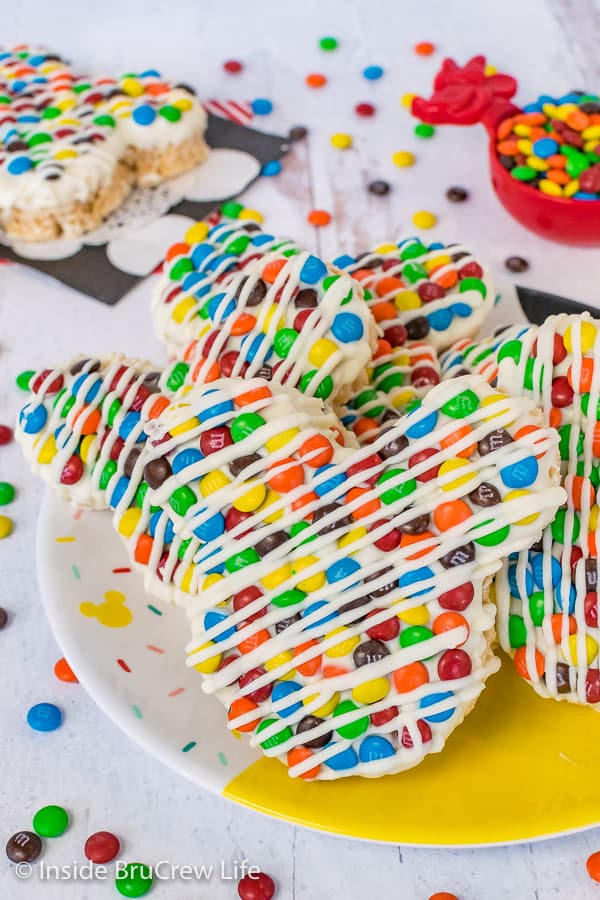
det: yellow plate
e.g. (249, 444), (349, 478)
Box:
(225, 660), (600, 846)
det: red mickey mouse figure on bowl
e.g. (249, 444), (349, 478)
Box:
(412, 55), (600, 246)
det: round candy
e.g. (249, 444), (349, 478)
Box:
(238, 871), (276, 900)
(116, 863), (153, 898)
(306, 73), (327, 88)
(446, 186), (469, 202)
(412, 210), (437, 228)
(85, 831), (121, 863)
(54, 657), (78, 683)
(251, 98), (273, 115)
(0, 516), (13, 539)
(223, 60), (243, 73)
(307, 209), (331, 227)
(415, 123), (435, 138)
(319, 36), (338, 51)
(6, 831), (43, 864)
(363, 65), (384, 80)
(415, 42), (436, 56)
(392, 150), (415, 167)
(16, 370), (34, 391)
(0, 482), (15, 505)
(587, 851), (600, 883)
(27, 702), (62, 732)
(33, 805), (69, 838)
(0, 607), (8, 629)
(330, 132), (352, 149)
(132, 105), (156, 126)
(0, 425), (13, 445)
(368, 179), (391, 195)
(355, 102), (375, 117)
(505, 256), (529, 273)
(262, 160), (281, 176)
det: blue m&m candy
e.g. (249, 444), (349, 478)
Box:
(358, 735), (395, 762)
(405, 407), (438, 438)
(271, 681), (303, 717)
(324, 745), (359, 770)
(262, 159), (281, 176)
(500, 456), (538, 489)
(27, 702), (62, 732)
(132, 104), (156, 126)
(363, 65), (383, 80)
(19, 403), (48, 434)
(299, 254), (327, 284)
(419, 691), (455, 723)
(203, 609), (236, 643)
(252, 98), (273, 115)
(325, 556), (361, 584)
(7, 156), (33, 175)
(331, 312), (364, 343)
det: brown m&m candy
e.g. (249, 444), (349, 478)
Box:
(6, 831), (43, 863)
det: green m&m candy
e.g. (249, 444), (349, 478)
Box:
(273, 328), (298, 358)
(16, 370), (35, 391)
(256, 719), (293, 750)
(442, 388), (479, 419)
(115, 862), (153, 898)
(497, 340), (522, 365)
(169, 485), (197, 516)
(529, 591), (546, 627)
(551, 508), (580, 544)
(231, 412), (265, 442)
(225, 547), (261, 573)
(377, 469), (416, 505)
(333, 700), (369, 739)
(33, 805), (69, 838)
(508, 614), (527, 649)
(399, 625), (434, 649)
(0, 482), (15, 505)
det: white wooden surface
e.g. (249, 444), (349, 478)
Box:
(1, 1), (600, 897)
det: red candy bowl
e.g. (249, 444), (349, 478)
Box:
(412, 56), (600, 246)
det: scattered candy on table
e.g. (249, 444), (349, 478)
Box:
(0, 482), (15, 505)
(368, 179), (391, 195)
(251, 98), (273, 115)
(392, 150), (415, 167)
(0, 515), (13, 539)
(0, 607), (8, 629)
(415, 42), (436, 56)
(307, 208), (331, 226)
(495, 91), (600, 199)
(289, 125), (308, 141)
(6, 831), (43, 864)
(306, 73), (327, 88)
(85, 830), (121, 863)
(587, 851), (600, 883)
(363, 65), (384, 80)
(237, 870), (277, 900)
(401, 92), (416, 108)
(0, 424), (13, 445)
(428, 893), (459, 900)
(27, 702), (62, 732)
(355, 102), (375, 117)
(446, 186), (469, 202)
(116, 862), (153, 898)
(331, 132), (352, 149)
(319, 36), (338, 51)
(415, 123), (435, 138)
(32, 805), (69, 838)
(54, 657), (78, 683)
(223, 59), (243, 74)
(261, 160), (281, 176)
(412, 210), (437, 229)
(505, 255), (529, 272)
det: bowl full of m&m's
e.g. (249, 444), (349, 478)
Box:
(412, 56), (600, 246)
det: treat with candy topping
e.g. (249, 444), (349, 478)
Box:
(15, 354), (180, 509)
(70, 373), (561, 779)
(338, 339), (442, 444)
(152, 215), (378, 404)
(0, 45), (208, 240)
(478, 314), (600, 706)
(333, 238), (495, 353)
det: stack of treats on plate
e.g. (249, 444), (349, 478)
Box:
(18, 202), (600, 782)
(0, 45), (209, 240)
